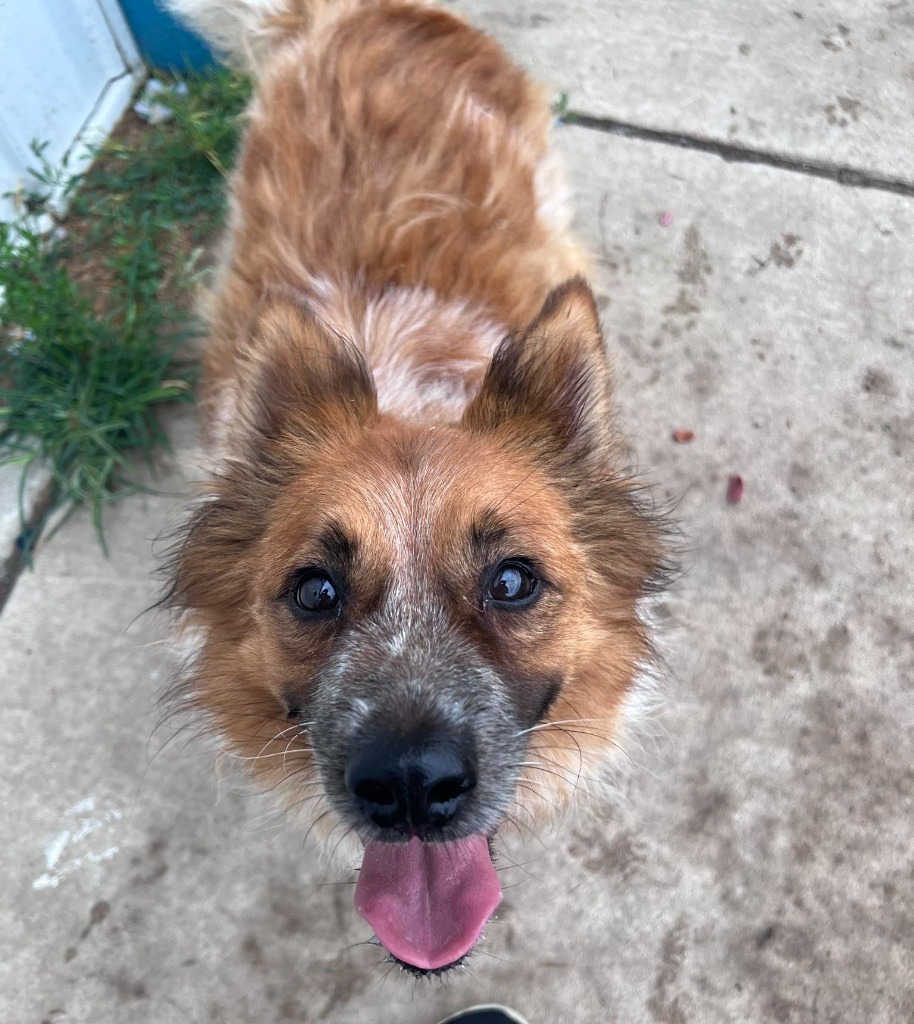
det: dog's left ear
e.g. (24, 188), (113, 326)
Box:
(463, 277), (614, 465)
(236, 294), (377, 446)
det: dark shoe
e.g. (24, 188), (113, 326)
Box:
(435, 1008), (530, 1024)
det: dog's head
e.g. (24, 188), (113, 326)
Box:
(165, 278), (670, 973)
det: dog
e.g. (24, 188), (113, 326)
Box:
(163, 0), (671, 976)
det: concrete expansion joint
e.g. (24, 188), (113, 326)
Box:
(563, 110), (914, 199)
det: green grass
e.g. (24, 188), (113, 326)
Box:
(0, 68), (250, 551)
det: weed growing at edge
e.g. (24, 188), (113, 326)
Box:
(0, 67), (250, 552)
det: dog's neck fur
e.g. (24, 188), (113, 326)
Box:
(305, 277), (506, 422)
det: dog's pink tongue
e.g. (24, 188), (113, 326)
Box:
(355, 835), (501, 970)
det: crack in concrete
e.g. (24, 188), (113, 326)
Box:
(0, 476), (54, 617)
(563, 111), (914, 198)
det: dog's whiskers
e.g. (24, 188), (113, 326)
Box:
(516, 716), (619, 737)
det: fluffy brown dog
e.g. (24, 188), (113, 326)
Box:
(164, 0), (671, 975)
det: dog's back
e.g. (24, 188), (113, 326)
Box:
(172, 0), (587, 427)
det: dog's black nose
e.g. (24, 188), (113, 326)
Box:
(345, 732), (476, 833)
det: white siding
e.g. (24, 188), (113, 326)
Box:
(0, 0), (144, 223)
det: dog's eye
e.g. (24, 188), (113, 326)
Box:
(293, 571), (340, 614)
(487, 561), (537, 604)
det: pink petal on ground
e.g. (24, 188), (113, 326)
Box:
(672, 429), (695, 443)
(659, 211), (674, 227)
(727, 474), (744, 504)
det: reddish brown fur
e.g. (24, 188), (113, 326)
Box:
(199, 0), (587, 421)
(165, 0), (670, 836)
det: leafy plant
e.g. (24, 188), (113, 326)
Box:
(0, 68), (250, 552)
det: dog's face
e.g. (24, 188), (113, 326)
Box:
(167, 280), (668, 972)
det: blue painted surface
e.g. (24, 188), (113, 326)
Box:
(118, 1), (215, 71)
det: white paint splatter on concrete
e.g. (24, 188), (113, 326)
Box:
(32, 798), (123, 891)
(44, 830), (71, 871)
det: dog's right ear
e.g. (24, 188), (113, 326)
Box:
(463, 278), (615, 469)
(235, 295), (377, 446)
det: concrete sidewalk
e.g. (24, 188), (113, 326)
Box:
(2, 4), (912, 1023)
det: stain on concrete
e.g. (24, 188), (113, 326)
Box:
(684, 781), (733, 839)
(787, 461), (813, 499)
(817, 623), (851, 674)
(131, 835), (169, 886)
(111, 972), (148, 1001)
(886, 0), (914, 30)
(877, 614), (914, 677)
(821, 24), (852, 50)
(728, 652), (914, 1022)
(661, 225), (713, 340)
(268, 881), (310, 937)
(862, 367), (897, 396)
(242, 934), (267, 972)
(748, 234), (803, 273)
(678, 225), (712, 290)
(647, 917), (689, 1024)
(769, 234), (804, 268)
(662, 290), (702, 317)
(66, 898), (111, 958)
(825, 96), (862, 126)
(751, 620), (809, 678)
(569, 825), (648, 879)
(881, 411), (914, 458)
(685, 355), (721, 399)
(87, 899), (110, 929)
